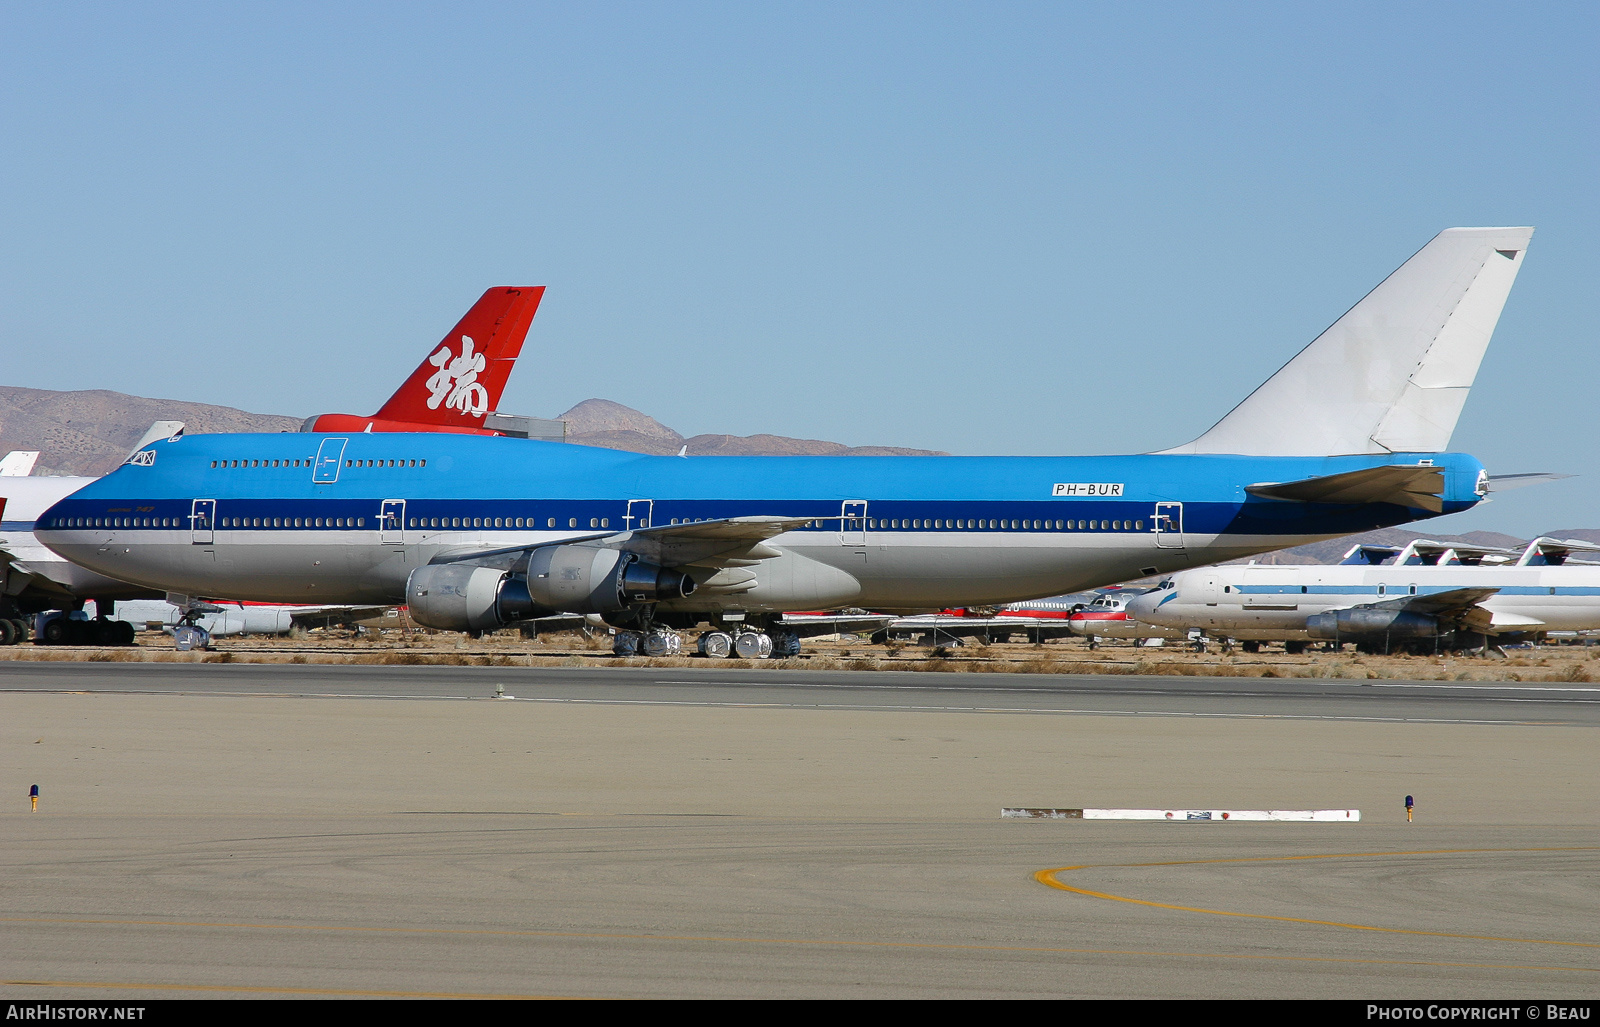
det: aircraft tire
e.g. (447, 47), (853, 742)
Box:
(733, 632), (772, 660)
(869, 631), (888, 646)
(1241, 640), (1261, 654)
(0, 619), (15, 646)
(697, 631), (732, 659)
(642, 629), (682, 658)
(115, 621), (137, 646)
(770, 630), (801, 658)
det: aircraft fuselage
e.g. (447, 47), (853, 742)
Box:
(38, 432), (1486, 614)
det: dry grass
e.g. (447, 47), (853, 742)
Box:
(3, 629), (1596, 684)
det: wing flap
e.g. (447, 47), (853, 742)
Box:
(1489, 611), (1546, 628)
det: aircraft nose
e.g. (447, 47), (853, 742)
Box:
(1126, 593), (1160, 622)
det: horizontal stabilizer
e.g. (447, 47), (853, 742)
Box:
(1339, 543), (1403, 565)
(1517, 537), (1600, 566)
(1246, 464), (1445, 512)
(1164, 227), (1533, 456)
(1396, 539), (1519, 565)
(1485, 472), (1571, 493)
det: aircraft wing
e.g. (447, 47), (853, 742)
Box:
(1, 553), (64, 601)
(286, 604), (396, 627)
(605, 516), (813, 568)
(0, 540), (31, 597)
(529, 612), (591, 632)
(435, 515), (814, 571)
(778, 612), (896, 639)
(1348, 587), (1502, 633)
(1246, 464), (1446, 512)
(885, 614), (1075, 640)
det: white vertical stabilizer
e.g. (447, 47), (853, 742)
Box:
(1162, 227), (1533, 456)
(0, 451), (41, 477)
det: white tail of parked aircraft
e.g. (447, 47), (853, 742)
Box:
(1163, 227), (1533, 457)
(0, 451), (40, 477)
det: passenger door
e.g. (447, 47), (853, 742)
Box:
(380, 499), (406, 544)
(313, 438), (348, 484)
(1154, 501), (1184, 549)
(839, 500), (868, 547)
(625, 499), (654, 531)
(190, 499), (216, 545)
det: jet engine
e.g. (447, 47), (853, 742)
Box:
(1304, 608), (1438, 640)
(406, 547), (694, 633)
(523, 546), (694, 611)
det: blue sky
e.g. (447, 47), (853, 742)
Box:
(2, 2), (1594, 534)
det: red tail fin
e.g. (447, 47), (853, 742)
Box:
(372, 287), (545, 427)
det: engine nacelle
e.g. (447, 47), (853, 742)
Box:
(1305, 608), (1439, 640)
(407, 547), (695, 633)
(406, 564), (539, 633)
(524, 546), (693, 612)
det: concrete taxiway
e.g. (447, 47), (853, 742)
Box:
(1, 663), (1596, 998)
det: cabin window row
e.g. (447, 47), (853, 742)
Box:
(207, 459), (426, 469)
(54, 516), (181, 528)
(221, 517), (366, 528)
(823, 518), (1146, 531)
(405, 517), (610, 529)
(53, 514), (1146, 532)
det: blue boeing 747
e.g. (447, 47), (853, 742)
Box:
(38, 228), (1535, 657)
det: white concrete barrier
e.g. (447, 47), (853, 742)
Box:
(1001, 808), (1360, 822)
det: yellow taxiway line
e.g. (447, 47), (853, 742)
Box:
(1035, 846), (1600, 949)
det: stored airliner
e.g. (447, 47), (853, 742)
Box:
(38, 228), (1536, 657)
(1126, 535), (1600, 653)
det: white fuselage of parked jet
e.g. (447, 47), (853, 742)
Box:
(1129, 562), (1600, 639)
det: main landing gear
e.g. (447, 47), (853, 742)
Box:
(0, 617), (31, 646)
(34, 613), (136, 646)
(612, 625), (802, 659)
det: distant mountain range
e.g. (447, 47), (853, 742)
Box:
(0, 386), (942, 478)
(552, 398), (944, 458)
(0, 386), (302, 477)
(2, 385), (1587, 565)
